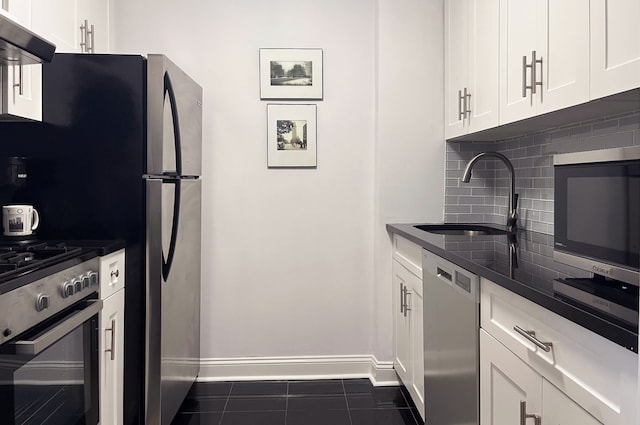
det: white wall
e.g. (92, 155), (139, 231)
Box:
(374, 0), (445, 362)
(111, 0), (444, 379)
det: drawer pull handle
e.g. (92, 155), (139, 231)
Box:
(513, 326), (553, 352)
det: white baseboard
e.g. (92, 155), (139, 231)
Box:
(197, 355), (400, 387)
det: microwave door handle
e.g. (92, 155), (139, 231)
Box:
(162, 180), (181, 282)
(12, 300), (103, 356)
(164, 72), (183, 176)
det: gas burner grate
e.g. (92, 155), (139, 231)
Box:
(0, 242), (85, 286)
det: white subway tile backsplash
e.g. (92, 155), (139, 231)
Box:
(444, 110), (640, 234)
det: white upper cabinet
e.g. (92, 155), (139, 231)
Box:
(445, 0), (499, 139)
(467, 0), (499, 133)
(444, 0), (468, 139)
(31, 0), (80, 53)
(499, 0), (589, 124)
(2, 1), (42, 121)
(31, 0), (110, 54)
(590, 0), (640, 100)
(77, 0), (110, 53)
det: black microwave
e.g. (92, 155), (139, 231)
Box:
(554, 146), (640, 286)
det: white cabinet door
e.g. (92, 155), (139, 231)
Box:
(410, 288), (424, 420)
(31, 0), (81, 53)
(2, 1), (42, 121)
(537, 0), (589, 114)
(444, 0), (469, 139)
(590, 0), (640, 100)
(445, 0), (499, 138)
(467, 0), (499, 133)
(393, 260), (411, 385)
(77, 0), (110, 53)
(480, 329), (542, 425)
(542, 379), (603, 425)
(101, 289), (125, 425)
(499, 0), (589, 123)
(499, 0), (538, 123)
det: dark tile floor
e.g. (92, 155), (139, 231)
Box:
(171, 379), (424, 425)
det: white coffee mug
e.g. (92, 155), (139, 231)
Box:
(2, 205), (40, 237)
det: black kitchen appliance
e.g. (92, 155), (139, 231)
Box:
(554, 146), (640, 287)
(0, 156), (28, 207)
(0, 53), (203, 425)
(0, 241), (118, 425)
(553, 146), (640, 330)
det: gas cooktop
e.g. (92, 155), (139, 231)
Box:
(0, 241), (83, 280)
(0, 239), (124, 295)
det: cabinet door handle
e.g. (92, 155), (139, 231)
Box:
(399, 282), (404, 314)
(522, 55), (528, 97)
(531, 50), (543, 94)
(523, 51), (543, 97)
(464, 88), (471, 119)
(520, 400), (541, 425)
(12, 64), (23, 96)
(87, 23), (95, 53)
(403, 289), (412, 317)
(105, 319), (116, 361)
(80, 20), (87, 52)
(513, 325), (553, 352)
(458, 89), (465, 120)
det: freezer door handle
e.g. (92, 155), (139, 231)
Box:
(164, 72), (183, 176)
(162, 179), (181, 282)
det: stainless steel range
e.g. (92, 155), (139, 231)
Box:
(0, 241), (112, 425)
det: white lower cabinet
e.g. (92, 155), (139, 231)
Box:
(481, 329), (603, 425)
(392, 235), (424, 420)
(99, 249), (125, 425)
(100, 288), (124, 425)
(480, 278), (638, 425)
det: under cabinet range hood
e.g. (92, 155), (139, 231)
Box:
(0, 11), (55, 65)
(0, 9), (55, 121)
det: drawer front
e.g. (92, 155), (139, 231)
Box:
(100, 249), (125, 298)
(392, 235), (422, 294)
(480, 278), (637, 425)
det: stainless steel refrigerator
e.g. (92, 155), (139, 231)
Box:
(0, 53), (203, 424)
(145, 55), (202, 425)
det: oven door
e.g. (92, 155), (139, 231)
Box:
(0, 297), (102, 425)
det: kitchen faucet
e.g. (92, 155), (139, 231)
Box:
(461, 152), (518, 233)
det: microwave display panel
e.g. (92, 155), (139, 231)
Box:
(555, 160), (640, 271)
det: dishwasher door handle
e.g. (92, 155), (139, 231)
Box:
(436, 267), (452, 282)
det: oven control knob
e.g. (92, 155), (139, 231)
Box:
(36, 294), (50, 312)
(82, 276), (90, 289)
(61, 281), (75, 298)
(89, 271), (99, 286)
(74, 279), (82, 293)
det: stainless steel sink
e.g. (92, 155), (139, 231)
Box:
(414, 224), (507, 236)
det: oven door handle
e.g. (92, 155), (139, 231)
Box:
(13, 300), (103, 356)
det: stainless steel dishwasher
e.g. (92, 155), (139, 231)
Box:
(422, 249), (480, 425)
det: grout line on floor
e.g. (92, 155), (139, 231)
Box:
(284, 381), (289, 425)
(218, 382), (233, 425)
(341, 379), (354, 425)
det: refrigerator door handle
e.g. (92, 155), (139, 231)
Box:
(162, 179), (181, 282)
(164, 72), (183, 176)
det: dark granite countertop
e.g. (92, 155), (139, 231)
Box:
(387, 223), (638, 353)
